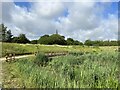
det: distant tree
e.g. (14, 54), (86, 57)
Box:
(66, 38), (83, 45)
(38, 34), (67, 45)
(0, 24), (2, 41)
(0, 24), (13, 42)
(110, 41), (118, 46)
(31, 40), (38, 44)
(67, 38), (74, 42)
(12, 34), (30, 44)
(84, 40), (119, 46)
(66, 38), (74, 45)
(84, 40), (93, 46)
(74, 40), (83, 45)
(11, 37), (19, 43)
(118, 40), (120, 46)
(61, 36), (65, 39)
(18, 34), (30, 44)
(6, 30), (13, 42)
(1, 24), (6, 42)
(38, 35), (50, 44)
(49, 34), (67, 45)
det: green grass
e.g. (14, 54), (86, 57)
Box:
(2, 42), (117, 57)
(2, 51), (119, 88)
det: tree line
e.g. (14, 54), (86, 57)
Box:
(0, 24), (30, 44)
(84, 39), (120, 46)
(0, 24), (119, 46)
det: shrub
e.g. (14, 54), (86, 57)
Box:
(69, 52), (84, 56)
(34, 53), (49, 66)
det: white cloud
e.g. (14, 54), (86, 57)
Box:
(31, 2), (66, 19)
(1, 1), (118, 42)
(0, 2), (2, 23)
(58, 2), (100, 31)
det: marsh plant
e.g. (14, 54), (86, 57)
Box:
(2, 51), (119, 88)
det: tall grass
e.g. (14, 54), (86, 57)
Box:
(2, 51), (119, 88)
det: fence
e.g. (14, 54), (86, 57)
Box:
(5, 53), (15, 62)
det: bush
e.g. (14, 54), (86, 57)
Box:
(34, 53), (49, 66)
(69, 52), (84, 56)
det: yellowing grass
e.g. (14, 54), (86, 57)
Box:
(2, 42), (118, 57)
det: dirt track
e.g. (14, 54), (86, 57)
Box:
(0, 52), (68, 62)
(0, 54), (34, 62)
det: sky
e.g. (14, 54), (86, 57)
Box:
(1, 0), (119, 42)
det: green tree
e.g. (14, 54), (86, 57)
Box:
(49, 34), (67, 45)
(66, 38), (74, 45)
(31, 40), (38, 44)
(12, 34), (30, 44)
(38, 34), (67, 45)
(66, 38), (83, 45)
(74, 40), (83, 45)
(84, 40), (93, 46)
(0, 24), (13, 42)
(38, 35), (50, 44)
(6, 30), (13, 42)
(18, 34), (30, 44)
(11, 37), (19, 43)
(0, 24), (2, 41)
(1, 24), (6, 42)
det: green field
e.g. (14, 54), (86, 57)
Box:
(1, 43), (119, 88)
(2, 42), (103, 57)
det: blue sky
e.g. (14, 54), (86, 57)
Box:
(2, 1), (118, 42)
(14, 2), (32, 11)
(14, 2), (31, 8)
(14, 2), (118, 19)
(102, 2), (118, 18)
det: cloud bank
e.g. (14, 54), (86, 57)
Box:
(1, 1), (118, 42)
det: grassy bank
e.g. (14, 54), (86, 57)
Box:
(2, 42), (118, 57)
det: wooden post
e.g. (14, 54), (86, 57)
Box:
(5, 54), (8, 62)
(9, 53), (12, 61)
(13, 53), (15, 60)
